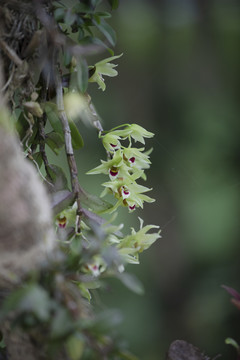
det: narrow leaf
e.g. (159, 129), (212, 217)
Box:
(76, 58), (89, 93)
(79, 187), (113, 213)
(93, 18), (116, 47)
(45, 131), (65, 155)
(51, 190), (75, 215)
(68, 119), (84, 149)
(32, 151), (43, 168)
(79, 36), (114, 55)
(65, 335), (85, 360)
(117, 272), (145, 295)
(45, 102), (64, 137)
(107, 0), (119, 10)
(46, 164), (69, 191)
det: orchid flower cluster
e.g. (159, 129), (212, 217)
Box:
(56, 207), (161, 281)
(55, 123), (161, 281)
(87, 124), (156, 213)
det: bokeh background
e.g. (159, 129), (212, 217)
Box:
(50, 0), (240, 358)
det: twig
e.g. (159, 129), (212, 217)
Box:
(39, 75), (54, 183)
(38, 114), (54, 183)
(55, 70), (82, 232)
(0, 37), (23, 67)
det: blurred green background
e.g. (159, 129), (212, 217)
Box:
(51, 0), (240, 358)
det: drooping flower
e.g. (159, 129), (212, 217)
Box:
(102, 132), (121, 152)
(87, 149), (132, 181)
(101, 178), (155, 213)
(110, 124), (154, 144)
(84, 256), (107, 277)
(122, 147), (151, 172)
(117, 217), (161, 263)
(57, 215), (67, 229)
(88, 54), (123, 91)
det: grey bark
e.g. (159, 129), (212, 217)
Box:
(0, 62), (56, 359)
(166, 340), (211, 360)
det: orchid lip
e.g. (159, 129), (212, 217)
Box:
(120, 185), (130, 199)
(129, 204), (136, 210)
(57, 216), (67, 228)
(129, 157), (135, 163)
(109, 169), (118, 177)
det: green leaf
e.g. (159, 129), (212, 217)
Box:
(79, 36), (114, 55)
(95, 11), (112, 18)
(64, 8), (76, 26)
(117, 273), (145, 295)
(86, 309), (122, 333)
(0, 287), (29, 321)
(107, 0), (119, 10)
(73, 3), (95, 14)
(45, 102), (64, 137)
(68, 119), (84, 149)
(225, 338), (240, 353)
(50, 308), (76, 339)
(0, 338), (5, 349)
(117, 351), (139, 360)
(51, 190), (75, 215)
(46, 164), (69, 191)
(64, 49), (72, 67)
(78, 28), (85, 41)
(18, 285), (52, 322)
(93, 18), (116, 47)
(79, 188), (113, 213)
(0, 285), (51, 322)
(32, 151), (43, 168)
(78, 284), (91, 302)
(46, 131), (65, 155)
(76, 58), (89, 93)
(65, 334), (85, 360)
(54, 7), (65, 21)
(70, 235), (82, 255)
(45, 102), (83, 149)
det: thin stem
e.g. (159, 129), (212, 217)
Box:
(0, 38), (23, 67)
(38, 74), (54, 182)
(55, 69), (82, 232)
(38, 114), (54, 181)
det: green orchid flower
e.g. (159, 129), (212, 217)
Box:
(101, 179), (155, 213)
(110, 124), (154, 144)
(102, 132), (121, 152)
(87, 149), (124, 179)
(89, 54), (123, 91)
(118, 217), (161, 255)
(122, 147), (151, 174)
(56, 203), (77, 229)
(84, 256), (107, 277)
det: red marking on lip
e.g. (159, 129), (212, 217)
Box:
(129, 157), (135, 163)
(110, 143), (117, 148)
(58, 216), (67, 228)
(123, 190), (130, 195)
(129, 204), (136, 210)
(109, 169), (118, 177)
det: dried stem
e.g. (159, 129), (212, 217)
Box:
(38, 75), (53, 182)
(0, 38), (23, 67)
(38, 114), (54, 182)
(55, 70), (82, 232)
